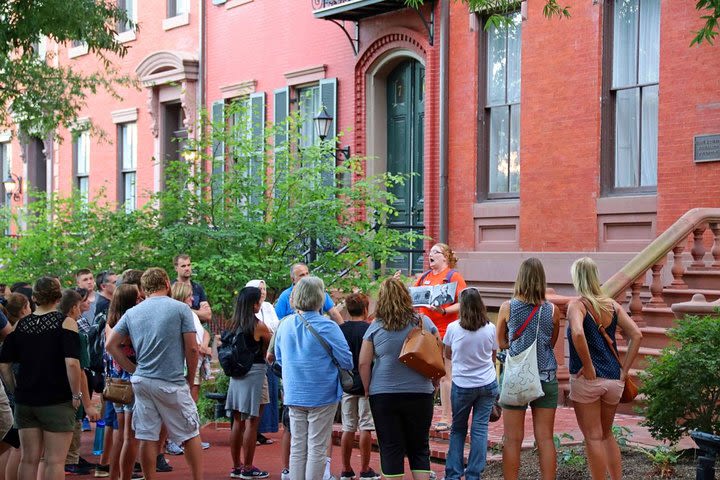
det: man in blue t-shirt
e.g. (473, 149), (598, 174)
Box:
(274, 263), (343, 324)
(172, 254), (211, 323)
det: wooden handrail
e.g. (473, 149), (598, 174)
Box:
(602, 208), (720, 299)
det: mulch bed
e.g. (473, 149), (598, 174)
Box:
(481, 448), (698, 479)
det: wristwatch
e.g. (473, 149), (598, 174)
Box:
(72, 392), (83, 401)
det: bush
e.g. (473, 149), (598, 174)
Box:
(640, 313), (720, 442)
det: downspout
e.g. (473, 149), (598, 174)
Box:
(438, 0), (450, 243)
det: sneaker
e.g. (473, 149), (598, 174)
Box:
(81, 417), (91, 431)
(280, 468), (291, 480)
(94, 464), (110, 477)
(340, 470), (356, 480)
(240, 467), (269, 479)
(359, 469), (381, 480)
(65, 464), (92, 475)
(134, 462), (142, 472)
(156, 454), (173, 473)
(131, 474), (144, 480)
(165, 440), (184, 455)
(230, 468), (243, 479)
(79, 456), (97, 468)
(201, 441), (210, 449)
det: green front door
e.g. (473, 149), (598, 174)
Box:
(387, 59), (425, 273)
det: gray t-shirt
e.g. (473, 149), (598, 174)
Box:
(363, 315), (438, 395)
(114, 296), (196, 384)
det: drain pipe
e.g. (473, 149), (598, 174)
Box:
(438, 0), (449, 243)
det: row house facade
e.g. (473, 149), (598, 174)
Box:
(1, 0), (719, 301)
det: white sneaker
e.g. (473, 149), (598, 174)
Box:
(280, 468), (290, 480)
(200, 441), (210, 450)
(165, 441), (184, 455)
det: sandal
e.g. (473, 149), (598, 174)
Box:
(434, 422), (449, 432)
(256, 434), (274, 445)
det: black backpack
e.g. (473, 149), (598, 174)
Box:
(87, 311), (107, 374)
(218, 328), (257, 378)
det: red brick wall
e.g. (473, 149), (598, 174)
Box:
(656, 3), (720, 231)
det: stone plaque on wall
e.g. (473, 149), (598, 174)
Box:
(694, 134), (720, 163)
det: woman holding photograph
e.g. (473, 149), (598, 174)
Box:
(413, 243), (467, 431)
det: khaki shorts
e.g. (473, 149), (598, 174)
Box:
(340, 393), (374, 432)
(15, 401), (76, 432)
(569, 375), (624, 405)
(131, 376), (200, 444)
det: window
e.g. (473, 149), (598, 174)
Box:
(482, 12), (522, 198)
(297, 85), (321, 149)
(73, 131), (90, 201)
(119, 123), (137, 212)
(168, 0), (188, 17)
(0, 142), (10, 205)
(118, 0), (136, 33)
(605, 0), (660, 191)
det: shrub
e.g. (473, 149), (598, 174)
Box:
(640, 313), (720, 442)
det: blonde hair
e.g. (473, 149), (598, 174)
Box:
(170, 282), (192, 303)
(375, 278), (415, 331)
(513, 257), (546, 305)
(141, 268), (170, 295)
(434, 243), (458, 269)
(571, 257), (613, 315)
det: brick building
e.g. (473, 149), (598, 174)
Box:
(0, 0), (718, 300)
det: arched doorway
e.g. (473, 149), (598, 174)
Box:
(386, 59), (425, 273)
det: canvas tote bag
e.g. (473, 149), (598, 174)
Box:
(500, 304), (545, 406)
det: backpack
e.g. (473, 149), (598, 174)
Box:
(87, 311), (107, 374)
(218, 328), (257, 378)
(418, 269), (456, 285)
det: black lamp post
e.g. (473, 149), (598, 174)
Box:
(313, 106), (351, 160)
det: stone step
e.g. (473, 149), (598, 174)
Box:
(638, 306), (678, 328)
(682, 269), (720, 290)
(662, 287), (720, 306)
(618, 345), (661, 371)
(637, 326), (674, 350)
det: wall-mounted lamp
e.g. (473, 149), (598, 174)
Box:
(3, 173), (22, 201)
(314, 106), (351, 161)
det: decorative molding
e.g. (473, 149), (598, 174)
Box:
(162, 12), (190, 31)
(284, 65), (327, 86)
(147, 89), (159, 138)
(180, 80), (197, 134)
(226, 0), (253, 9)
(135, 50), (199, 87)
(220, 80), (257, 99)
(116, 29), (137, 44)
(68, 43), (89, 59)
(0, 131), (11, 143)
(111, 108), (139, 124)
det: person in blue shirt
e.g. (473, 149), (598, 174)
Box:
(274, 263), (343, 324)
(275, 276), (353, 480)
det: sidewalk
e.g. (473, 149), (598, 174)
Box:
(77, 406), (693, 479)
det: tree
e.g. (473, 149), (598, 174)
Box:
(0, 103), (420, 316)
(404, 0), (720, 46)
(0, 0), (133, 138)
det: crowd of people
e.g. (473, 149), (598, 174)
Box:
(0, 244), (642, 480)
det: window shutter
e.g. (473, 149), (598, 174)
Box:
(211, 100), (225, 203)
(319, 78), (338, 187)
(273, 87), (289, 196)
(250, 92), (266, 207)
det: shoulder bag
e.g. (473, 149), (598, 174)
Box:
(297, 313), (358, 394)
(499, 304), (546, 406)
(398, 315), (446, 381)
(579, 299), (639, 403)
(103, 377), (134, 405)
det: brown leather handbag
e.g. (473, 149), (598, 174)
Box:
(580, 299), (639, 404)
(103, 377), (134, 405)
(399, 315), (446, 381)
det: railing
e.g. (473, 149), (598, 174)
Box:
(601, 208), (720, 326)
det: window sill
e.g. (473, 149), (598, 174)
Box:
(116, 29), (136, 44)
(163, 12), (190, 31)
(227, 0), (253, 9)
(68, 43), (89, 59)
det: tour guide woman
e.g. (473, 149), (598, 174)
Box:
(414, 243), (466, 430)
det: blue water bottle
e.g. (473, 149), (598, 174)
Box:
(92, 420), (105, 456)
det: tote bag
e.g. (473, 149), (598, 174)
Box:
(500, 304), (545, 406)
(399, 315), (446, 381)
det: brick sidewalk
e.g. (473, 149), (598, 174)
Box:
(75, 406), (693, 479)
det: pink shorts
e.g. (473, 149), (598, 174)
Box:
(569, 375), (624, 405)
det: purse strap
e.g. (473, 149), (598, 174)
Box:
(297, 312), (344, 372)
(579, 298), (623, 368)
(512, 303), (541, 341)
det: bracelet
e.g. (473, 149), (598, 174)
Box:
(72, 392), (83, 401)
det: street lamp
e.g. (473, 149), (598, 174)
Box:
(3, 173), (22, 201)
(313, 106), (351, 160)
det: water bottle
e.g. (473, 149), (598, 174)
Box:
(92, 420), (105, 456)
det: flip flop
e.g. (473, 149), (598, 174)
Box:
(434, 422), (449, 432)
(256, 435), (274, 445)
